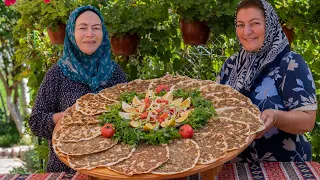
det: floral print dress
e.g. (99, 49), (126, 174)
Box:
(217, 51), (317, 162)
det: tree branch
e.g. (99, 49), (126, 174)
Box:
(0, 71), (10, 94)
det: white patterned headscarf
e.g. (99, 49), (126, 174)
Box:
(225, 0), (289, 92)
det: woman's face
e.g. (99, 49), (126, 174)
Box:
(236, 7), (266, 52)
(75, 11), (103, 55)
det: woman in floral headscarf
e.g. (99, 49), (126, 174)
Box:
(29, 6), (127, 172)
(217, 0), (317, 162)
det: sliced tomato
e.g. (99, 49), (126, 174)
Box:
(159, 112), (169, 120)
(155, 85), (170, 94)
(140, 112), (148, 119)
(156, 107), (164, 113)
(156, 99), (169, 104)
(144, 97), (150, 103)
(157, 117), (165, 123)
(144, 97), (151, 108)
(161, 99), (169, 104)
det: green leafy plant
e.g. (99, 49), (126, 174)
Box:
(165, 0), (217, 23)
(9, 146), (47, 174)
(14, 0), (78, 32)
(101, 0), (169, 37)
(0, 120), (20, 147)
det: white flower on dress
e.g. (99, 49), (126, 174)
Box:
(288, 59), (298, 71)
(283, 138), (296, 151)
(263, 127), (279, 139)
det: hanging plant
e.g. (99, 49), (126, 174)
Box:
(13, 0), (78, 44)
(101, 0), (169, 56)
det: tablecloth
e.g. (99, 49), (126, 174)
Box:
(1, 162), (319, 180)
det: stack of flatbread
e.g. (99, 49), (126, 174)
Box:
(52, 74), (265, 176)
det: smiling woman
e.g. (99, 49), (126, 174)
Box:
(236, 7), (265, 52)
(28, 6), (127, 172)
(74, 11), (103, 55)
(217, 0), (318, 163)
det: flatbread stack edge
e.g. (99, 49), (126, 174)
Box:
(108, 144), (170, 176)
(68, 143), (135, 170)
(52, 74), (261, 175)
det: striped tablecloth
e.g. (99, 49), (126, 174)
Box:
(1, 162), (319, 180)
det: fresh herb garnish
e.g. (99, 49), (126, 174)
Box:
(156, 90), (167, 97)
(119, 91), (145, 103)
(99, 89), (215, 146)
(176, 89), (216, 128)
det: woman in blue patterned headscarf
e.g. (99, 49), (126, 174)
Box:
(58, 5), (117, 92)
(29, 6), (127, 172)
(217, 0), (317, 162)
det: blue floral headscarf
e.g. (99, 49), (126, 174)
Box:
(58, 6), (116, 92)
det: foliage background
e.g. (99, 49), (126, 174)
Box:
(0, 0), (319, 173)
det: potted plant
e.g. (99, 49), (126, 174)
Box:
(101, 0), (169, 56)
(14, 0), (78, 44)
(166, 0), (218, 45)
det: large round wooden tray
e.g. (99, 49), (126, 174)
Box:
(53, 120), (255, 180)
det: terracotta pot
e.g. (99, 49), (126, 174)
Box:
(180, 19), (211, 45)
(282, 25), (294, 45)
(47, 23), (66, 44)
(111, 33), (140, 56)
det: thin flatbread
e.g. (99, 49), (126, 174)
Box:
(52, 144), (67, 157)
(214, 98), (260, 118)
(175, 79), (216, 91)
(148, 75), (192, 91)
(98, 85), (121, 102)
(205, 117), (251, 151)
(192, 132), (227, 164)
(200, 83), (233, 94)
(53, 124), (101, 142)
(76, 93), (115, 115)
(68, 143), (135, 170)
(200, 84), (250, 103)
(56, 136), (117, 155)
(216, 107), (265, 134)
(61, 110), (99, 125)
(108, 144), (169, 176)
(120, 79), (153, 94)
(152, 139), (200, 175)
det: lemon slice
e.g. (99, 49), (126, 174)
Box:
(129, 121), (140, 128)
(132, 96), (142, 106)
(180, 97), (191, 109)
(171, 98), (183, 107)
(145, 90), (154, 99)
(176, 110), (190, 123)
(161, 118), (176, 128)
(143, 123), (155, 131)
(119, 112), (132, 120)
(162, 89), (173, 101)
(122, 101), (136, 113)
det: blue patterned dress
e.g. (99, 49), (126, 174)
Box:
(217, 49), (317, 162)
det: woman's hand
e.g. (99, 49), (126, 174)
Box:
(255, 109), (277, 139)
(53, 112), (64, 124)
(52, 104), (76, 124)
(255, 109), (316, 138)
